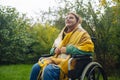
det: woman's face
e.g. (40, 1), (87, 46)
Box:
(65, 14), (77, 28)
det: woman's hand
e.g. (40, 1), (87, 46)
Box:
(55, 47), (66, 55)
(54, 48), (61, 55)
(60, 47), (66, 54)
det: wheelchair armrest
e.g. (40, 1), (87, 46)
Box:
(71, 54), (92, 59)
(40, 54), (52, 57)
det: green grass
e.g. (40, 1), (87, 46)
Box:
(0, 64), (120, 80)
(0, 64), (33, 80)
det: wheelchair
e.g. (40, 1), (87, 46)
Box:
(39, 54), (108, 80)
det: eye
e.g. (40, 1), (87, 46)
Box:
(69, 17), (74, 19)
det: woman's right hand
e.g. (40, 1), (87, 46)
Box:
(54, 48), (61, 55)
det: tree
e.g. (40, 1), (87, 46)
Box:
(29, 23), (60, 60)
(0, 6), (34, 64)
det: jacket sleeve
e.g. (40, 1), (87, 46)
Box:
(50, 47), (56, 55)
(66, 45), (92, 55)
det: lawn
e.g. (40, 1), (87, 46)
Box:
(0, 64), (120, 80)
(0, 64), (33, 80)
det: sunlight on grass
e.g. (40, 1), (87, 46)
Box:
(0, 64), (33, 80)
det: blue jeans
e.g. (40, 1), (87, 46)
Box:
(30, 63), (60, 80)
(30, 63), (41, 80)
(43, 64), (60, 80)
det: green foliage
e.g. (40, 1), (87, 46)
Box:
(29, 23), (60, 60)
(110, 1), (120, 69)
(0, 5), (60, 64)
(0, 6), (34, 64)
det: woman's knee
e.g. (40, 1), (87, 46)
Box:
(32, 63), (40, 71)
(43, 64), (60, 79)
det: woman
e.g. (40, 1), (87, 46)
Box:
(30, 12), (94, 80)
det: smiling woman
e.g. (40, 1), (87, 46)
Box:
(0, 0), (56, 18)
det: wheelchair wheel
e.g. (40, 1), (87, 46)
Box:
(80, 62), (107, 80)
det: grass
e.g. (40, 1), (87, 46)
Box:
(0, 64), (120, 80)
(0, 64), (33, 80)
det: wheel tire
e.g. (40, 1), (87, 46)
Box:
(80, 62), (107, 80)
